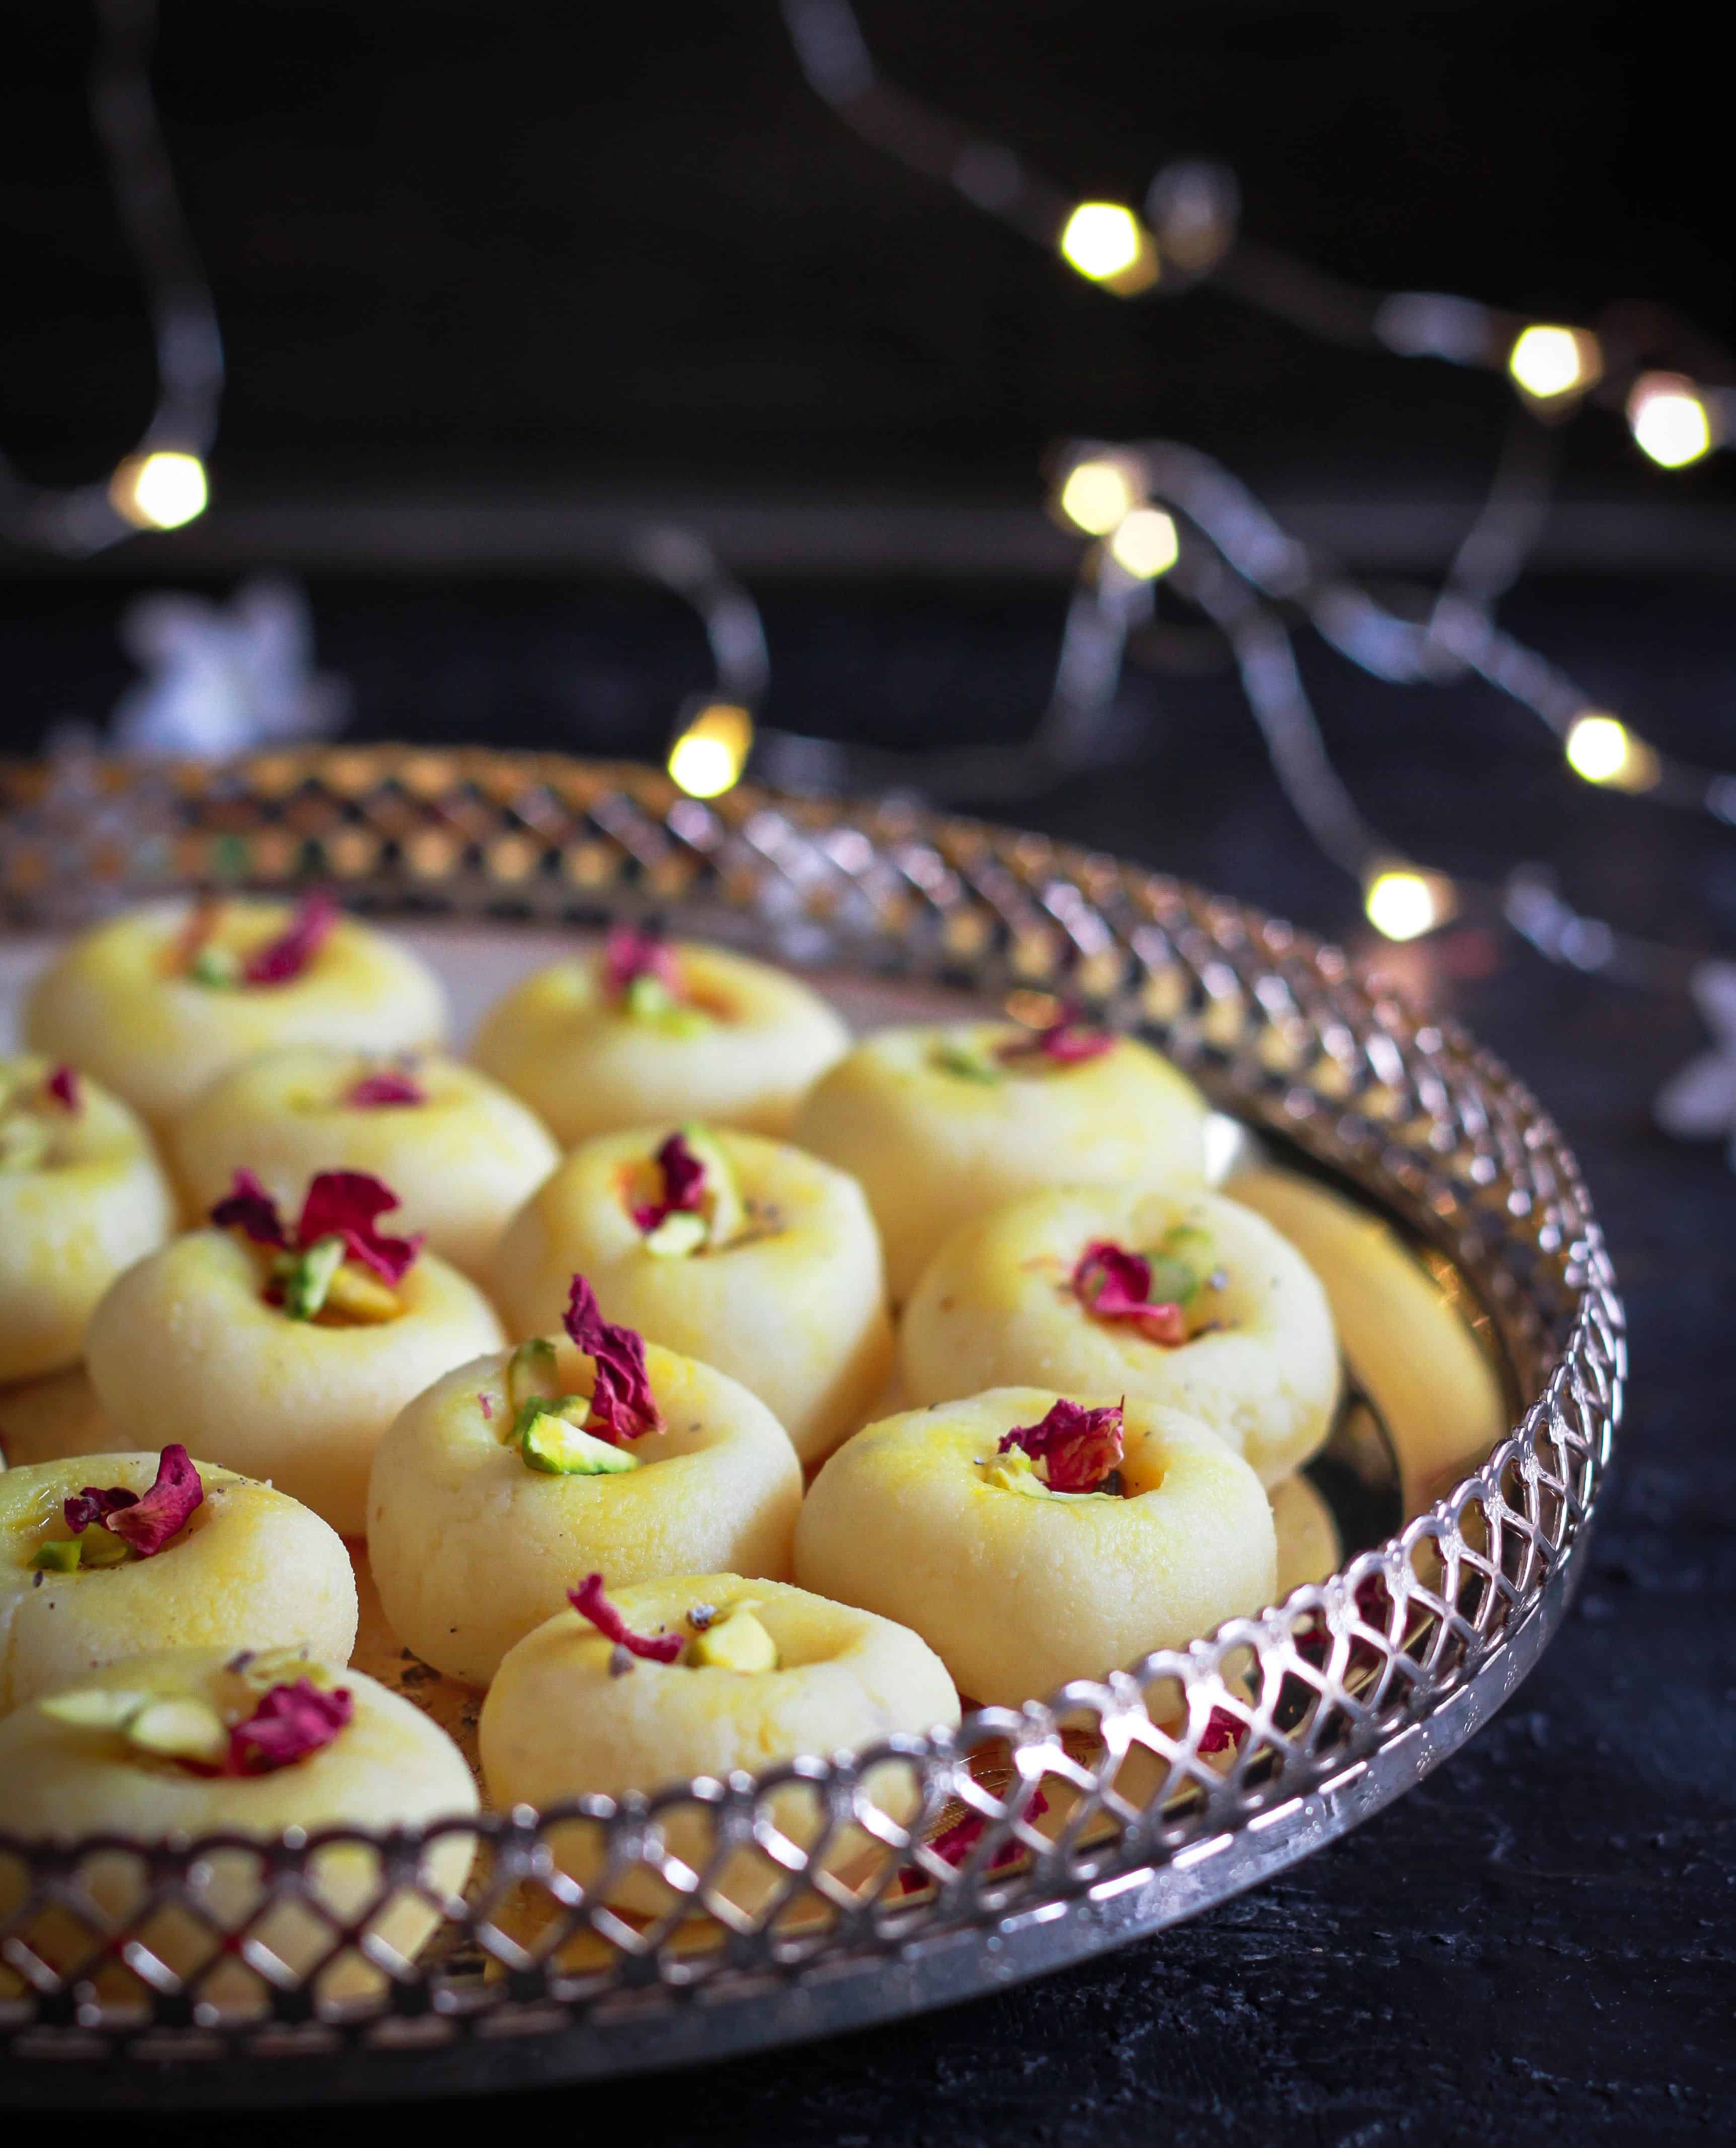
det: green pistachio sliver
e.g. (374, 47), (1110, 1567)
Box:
(77, 1526), (132, 1569)
(520, 1409), (639, 1476)
(125, 1696), (229, 1765)
(282, 1234), (345, 1320)
(1144, 1255), (1199, 1305)
(188, 943), (241, 988)
(679, 1122), (745, 1246)
(30, 1539), (82, 1573)
(933, 1043), (1003, 1086)
(623, 972), (677, 1020)
(644, 1209), (708, 1258)
(40, 1688), (150, 1731)
(506, 1337), (562, 1419)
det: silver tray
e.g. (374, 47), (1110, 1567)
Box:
(0, 746), (1622, 2107)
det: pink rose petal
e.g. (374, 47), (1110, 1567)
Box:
(602, 923), (679, 999)
(242, 892), (339, 985)
(104, 1444), (203, 1558)
(997, 1008), (1115, 1066)
(296, 1169), (423, 1285)
(1071, 1239), (1189, 1347)
(998, 1398), (1125, 1494)
(227, 1679), (353, 1774)
(567, 1572), (683, 1662)
(45, 1065), (81, 1112)
(630, 1130), (708, 1233)
(563, 1275), (662, 1441)
(345, 1068), (427, 1108)
(62, 1483), (140, 1536)
(210, 1167), (290, 1248)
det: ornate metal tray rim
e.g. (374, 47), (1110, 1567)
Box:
(0, 745), (1623, 2102)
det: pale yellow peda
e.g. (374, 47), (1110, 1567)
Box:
(367, 1341), (803, 1686)
(25, 898), (447, 1124)
(792, 1023), (1210, 1302)
(84, 1230), (504, 1537)
(0, 1453), (357, 1714)
(899, 1186), (1341, 1487)
(472, 939), (849, 1148)
(0, 1055), (176, 1383)
(168, 1047), (560, 1276)
(0, 1650), (475, 2011)
(480, 1573), (957, 1915)
(490, 1127), (891, 1466)
(794, 1389), (1277, 1707)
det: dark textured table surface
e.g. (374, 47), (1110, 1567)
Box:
(6, 569), (1734, 2142)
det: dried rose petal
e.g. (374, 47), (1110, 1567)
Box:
(1198, 1705), (1246, 1756)
(211, 1167), (290, 1248)
(242, 892), (339, 985)
(630, 1130), (708, 1233)
(602, 923), (679, 999)
(346, 1068), (427, 1108)
(296, 1170), (423, 1285)
(898, 1787), (1051, 1890)
(567, 1572), (683, 1662)
(998, 1398), (1125, 1494)
(104, 1445), (203, 1557)
(1071, 1240), (1189, 1347)
(997, 1009), (1115, 1066)
(227, 1679), (353, 1774)
(63, 1484), (140, 1535)
(564, 1275), (662, 1441)
(45, 1065), (81, 1112)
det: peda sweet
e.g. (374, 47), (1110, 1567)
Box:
(367, 1299), (803, 1686)
(899, 1185), (1340, 1487)
(0, 1447), (358, 1715)
(791, 1016), (1210, 1301)
(0, 1056), (176, 1383)
(479, 1571), (958, 1915)
(490, 1124), (892, 1466)
(795, 1389), (1277, 1706)
(167, 1046), (560, 1277)
(471, 925), (850, 1148)
(84, 1172), (504, 1537)
(1230, 1165), (1506, 1515)
(0, 1648), (475, 2010)
(25, 894), (447, 1124)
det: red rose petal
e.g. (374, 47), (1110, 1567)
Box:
(104, 1444), (203, 1557)
(1198, 1705), (1247, 1755)
(45, 1065), (81, 1112)
(567, 1572), (683, 1662)
(997, 1009), (1115, 1066)
(227, 1679), (353, 1775)
(630, 1130), (708, 1234)
(563, 1274), (662, 1441)
(998, 1398), (1126, 1494)
(296, 1169), (423, 1285)
(345, 1068), (427, 1108)
(898, 1787), (1051, 1890)
(62, 1484), (140, 1535)
(602, 923), (679, 999)
(1072, 1239), (1190, 1347)
(242, 892), (339, 985)
(210, 1167), (290, 1248)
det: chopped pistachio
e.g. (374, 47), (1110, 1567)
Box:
(521, 1408), (640, 1476)
(321, 1261), (402, 1323)
(689, 1606), (778, 1672)
(279, 1234), (346, 1320)
(125, 1696), (229, 1766)
(1145, 1224), (1219, 1308)
(76, 1526), (132, 1569)
(40, 1688), (149, 1731)
(506, 1337), (562, 1419)
(30, 1538), (81, 1573)
(232, 1645), (337, 1693)
(0, 1115), (49, 1173)
(621, 972), (710, 1034)
(932, 1042), (1003, 1086)
(188, 943), (242, 988)
(644, 1209), (708, 1258)
(680, 1122), (745, 1246)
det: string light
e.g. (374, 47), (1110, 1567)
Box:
(1106, 507), (1179, 579)
(1057, 458), (1140, 535)
(109, 451), (209, 532)
(668, 702), (754, 798)
(1627, 373), (1714, 468)
(1363, 865), (1457, 943)
(1507, 325), (1602, 405)
(1058, 203), (1159, 295)
(1564, 711), (1661, 792)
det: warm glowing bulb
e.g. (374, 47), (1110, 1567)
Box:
(1507, 324), (1600, 402)
(1107, 507), (1179, 579)
(110, 451), (209, 530)
(1059, 202), (1157, 292)
(1058, 459), (1138, 536)
(1364, 866), (1455, 942)
(668, 702), (753, 798)
(1563, 711), (1660, 792)
(1627, 373), (1713, 468)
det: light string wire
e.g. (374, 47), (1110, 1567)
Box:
(0, 0), (223, 555)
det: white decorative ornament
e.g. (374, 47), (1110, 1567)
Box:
(111, 578), (346, 759)
(1654, 960), (1736, 1164)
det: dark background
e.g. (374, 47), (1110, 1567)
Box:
(6, 3), (1736, 2135)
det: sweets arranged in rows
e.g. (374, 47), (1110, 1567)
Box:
(0, 895), (1503, 1939)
